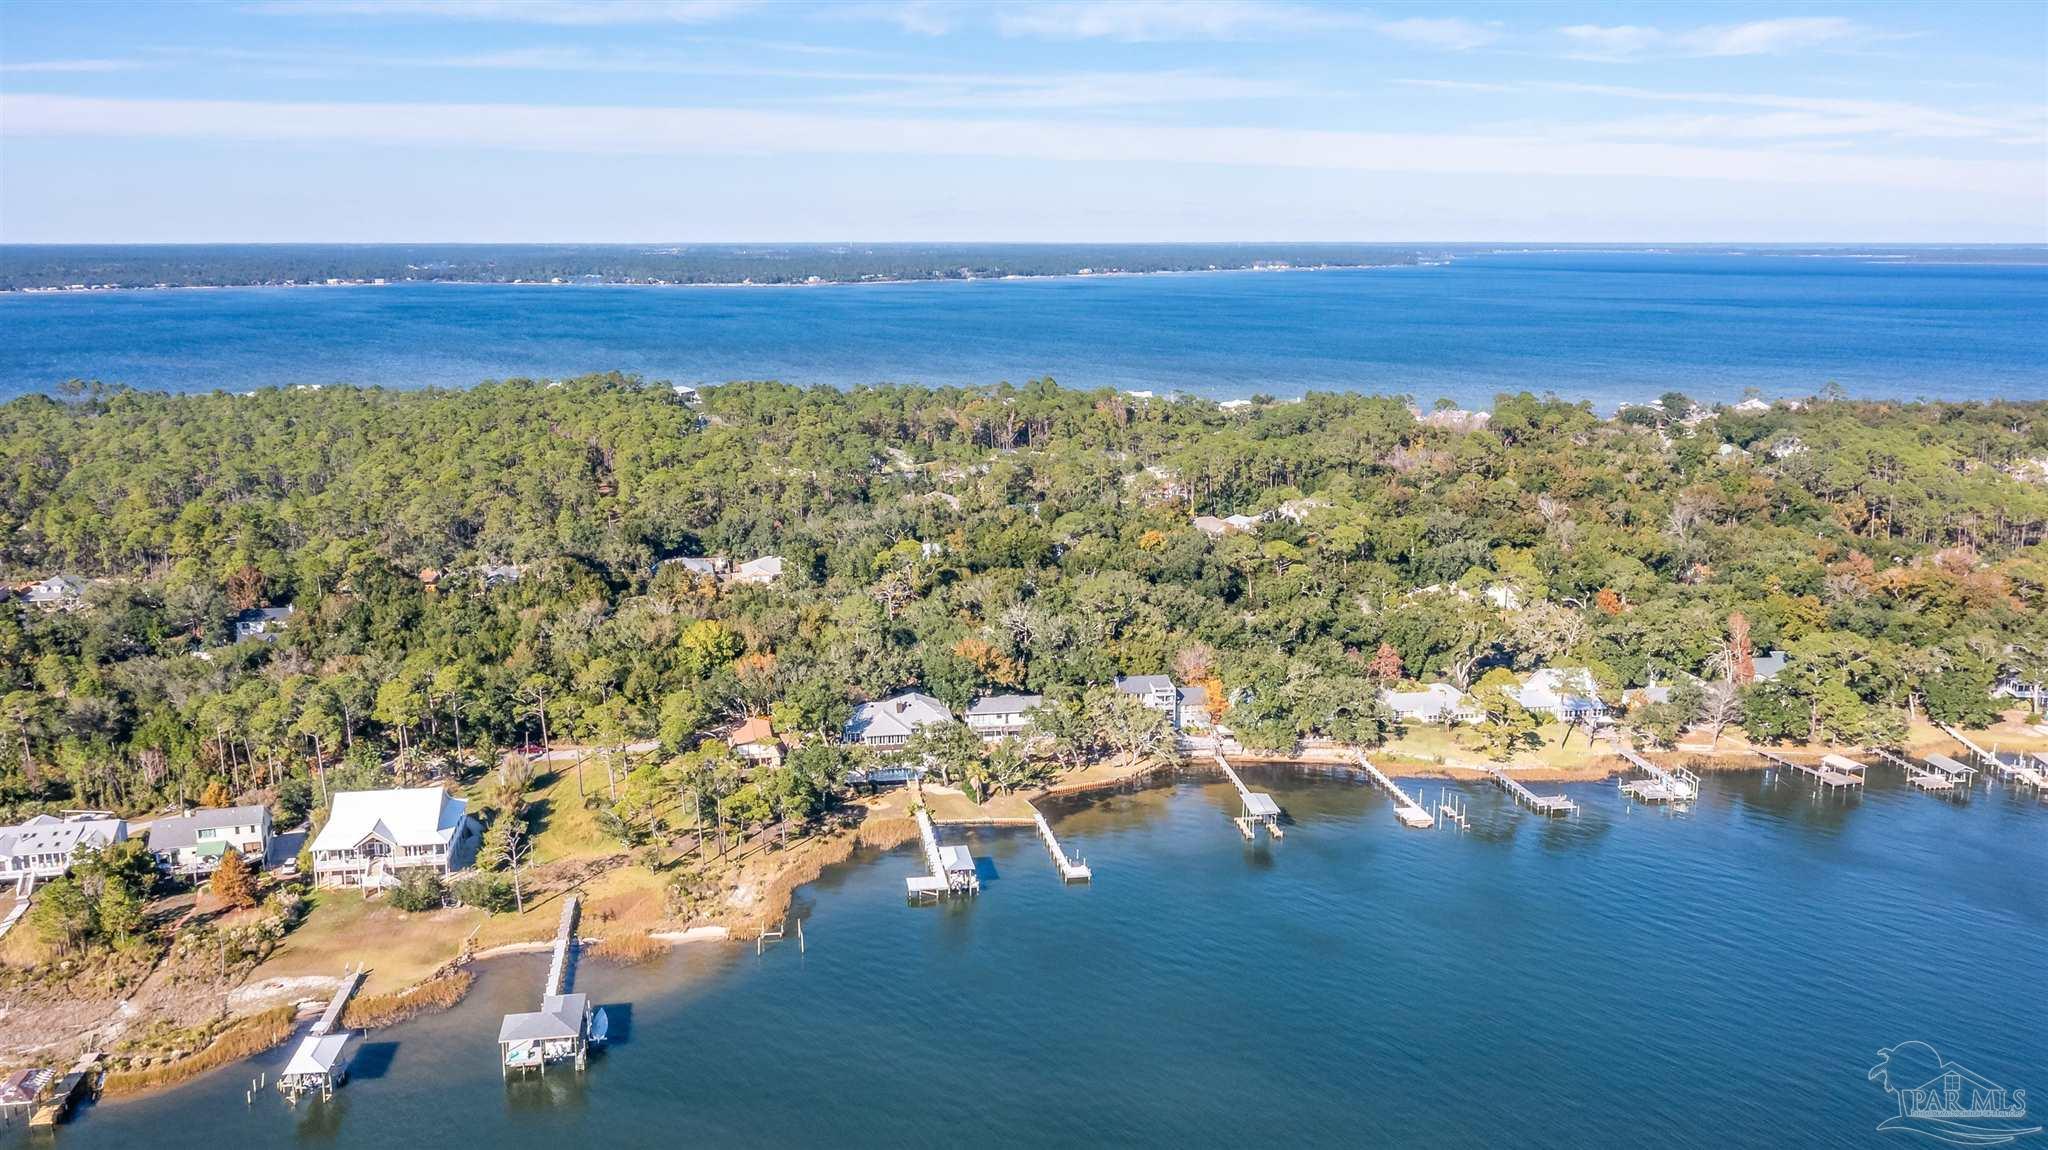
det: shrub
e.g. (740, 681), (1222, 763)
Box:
(451, 873), (514, 913)
(387, 869), (447, 912)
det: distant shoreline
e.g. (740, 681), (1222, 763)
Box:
(0, 260), (1423, 296)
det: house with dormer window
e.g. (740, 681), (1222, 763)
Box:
(308, 786), (477, 889)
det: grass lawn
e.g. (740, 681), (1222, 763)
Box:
(251, 888), (482, 995)
(516, 765), (624, 864)
(1380, 722), (1614, 770)
(921, 785), (1036, 822)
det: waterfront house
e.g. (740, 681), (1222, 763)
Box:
(0, 813), (127, 895)
(844, 692), (956, 748)
(145, 804), (272, 876)
(1382, 683), (1482, 725)
(24, 575), (86, 610)
(1175, 685), (1214, 731)
(727, 716), (783, 766)
(1514, 668), (1608, 723)
(729, 556), (785, 586)
(308, 786), (477, 889)
(964, 694), (1044, 740)
(1115, 675), (1190, 729)
(233, 605), (294, 642)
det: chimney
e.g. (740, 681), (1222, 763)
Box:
(896, 700), (908, 714)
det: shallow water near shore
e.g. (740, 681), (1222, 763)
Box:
(20, 767), (2045, 1148)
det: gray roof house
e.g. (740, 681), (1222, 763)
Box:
(844, 692), (956, 747)
(964, 694), (1044, 739)
(146, 804), (273, 875)
(1751, 650), (1789, 683)
(0, 813), (127, 894)
(234, 605), (295, 642)
(24, 575), (87, 609)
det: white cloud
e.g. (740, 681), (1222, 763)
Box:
(0, 58), (143, 74)
(991, 1), (1343, 42)
(249, 0), (755, 25)
(1373, 17), (1500, 52)
(1559, 24), (1660, 60)
(5, 92), (2034, 198)
(1557, 17), (1870, 61)
(1683, 17), (1861, 57)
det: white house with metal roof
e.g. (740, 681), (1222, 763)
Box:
(1382, 683), (1482, 726)
(1513, 668), (1608, 722)
(308, 786), (477, 889)
(843, 691), (956, 748)
(145, 804), (272, 876)
(964, 694), (1044, 740)
(0, 813), (127, 894)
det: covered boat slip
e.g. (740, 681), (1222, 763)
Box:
(278, 964), (365, 1102)
(499, 993), (598, 1074)
(500, 894), (608, 1074)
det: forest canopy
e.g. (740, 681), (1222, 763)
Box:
(2, 375), (2044, 817)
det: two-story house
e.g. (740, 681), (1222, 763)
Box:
(308, 786), (478, 889)
(0, 813), (128, 894)
(146, 804), (273, 876)
(964, 694), (1044, 741)
(1114, 675), (1189, 729)
(843, 692), (956, 748)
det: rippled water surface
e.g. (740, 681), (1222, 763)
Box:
(26, 767), (2046, 1149)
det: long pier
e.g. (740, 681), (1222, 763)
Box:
(1756, 749), (1864, 791)
(545, 895), (579, 998)
(906, 808), (979, 900)
(1027, 803), (1091, 882)
(1482, 765), (1578, 817)
(1941, 722), (2047, 789)
(1213, 750), (1283, 839)
(1615, 747), (1701, 802)
(28, 1053), (100, 1128)
(1352, 753), (1434, 828)
(1867, 744), (1957, 785)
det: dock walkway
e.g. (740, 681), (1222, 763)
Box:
(906, 808), (979, 900)
(1941, 722), (2047, 789)
(1615, 747), (1702, 802)
(28, 1053), (100, 1128)
(1757, 749), (1864, 791)
(1482, 766), (1578, 817)
(1027, 803), (1091, 882)
(1213, 750), (1283, 839)
(1352, 753), (1434, 828)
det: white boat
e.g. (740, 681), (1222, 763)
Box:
(588, 1006), (610, 1047)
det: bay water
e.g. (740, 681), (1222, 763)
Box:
(25, 767), (2045, 1148)
(3, 252), (2044, 407)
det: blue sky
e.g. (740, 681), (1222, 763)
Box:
(2, 1), (2042, 242)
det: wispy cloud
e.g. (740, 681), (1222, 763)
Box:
(0, 58), (145, 74)
(249, 0), (756, 25)
(5, 92), (2031, 195)
(1395, 77), (2045, 146)
(1560, 17), (1873, 61)
(1373, 17), (1500, 52)
(990, 1), (1350, 42)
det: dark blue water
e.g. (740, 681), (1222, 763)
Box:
(3, 253), (2043, 407)
(29, 769), (2046, 1148)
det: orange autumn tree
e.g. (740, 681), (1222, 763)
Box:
(210, 848), (258, 908)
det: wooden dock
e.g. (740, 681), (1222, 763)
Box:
(499, 893), (605, 1075)
(1352, 752), (1434, 828)
(1941, 722), (2048, 790)
(1214, 750), (1284, 839)
(1482, 766), (1578, 817)
(1028, 803), (1092, 882)
(1757, 749), (1864, 791)
(28, 1053), (100, 1128)
(906, 808), (980, 900)
(1615, 747), (1701, 802)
